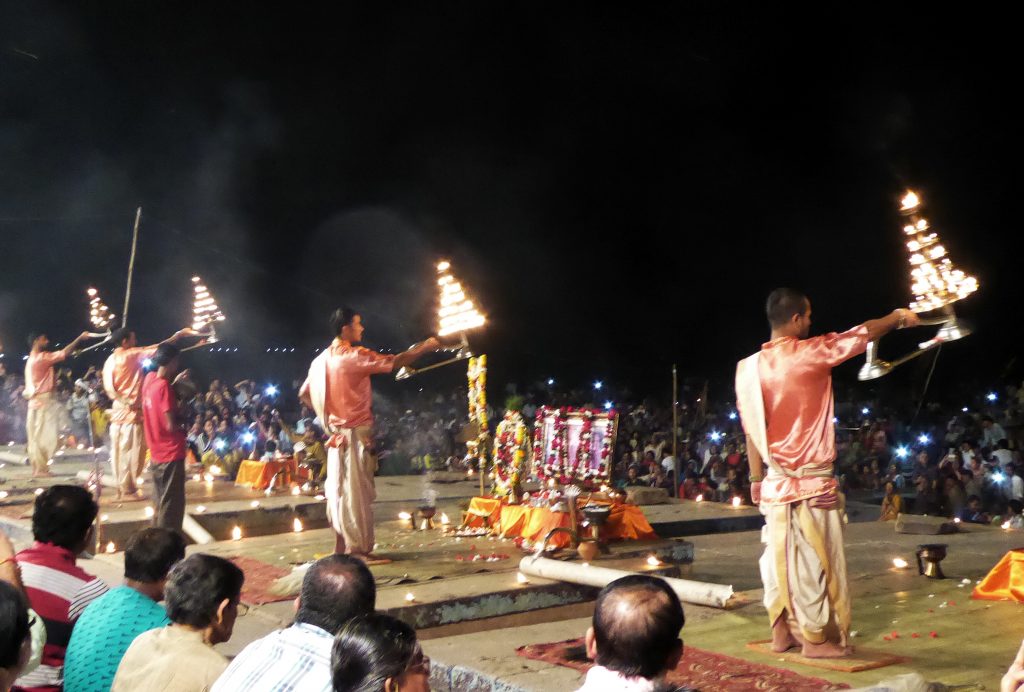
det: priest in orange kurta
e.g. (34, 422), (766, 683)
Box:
(103, 326), (195, 497)
(24, 331), (99, 476)
(300, 307), (440, 559)
(735, 288), (918, 658)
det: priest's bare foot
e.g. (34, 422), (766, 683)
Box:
(771, 620), (800, 652)
(802, 640), (852, 658)
(334, 536), (347, 554)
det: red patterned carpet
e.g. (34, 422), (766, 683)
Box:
(516, 638), (848, 691)
(228, 555), (294, 606)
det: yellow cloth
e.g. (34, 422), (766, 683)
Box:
(234, 457), (298, 490)
(464, 498), (657, 548)
(972, 550), (1024, 602)
(112, 626), (227, 692)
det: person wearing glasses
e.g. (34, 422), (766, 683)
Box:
(112, 554), (245, 691)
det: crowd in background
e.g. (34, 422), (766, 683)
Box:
(2, 355), (1024, 523)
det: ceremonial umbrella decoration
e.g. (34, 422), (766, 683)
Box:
(395, 260), (486, 380)
(182, 275), (226, 351)
(859, 190), (979, 380)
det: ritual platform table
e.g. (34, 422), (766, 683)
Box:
(234, 458), (309, 491)
(464, 497), (657, 549)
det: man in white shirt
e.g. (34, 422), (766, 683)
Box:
(212, 554), (376, 692)
(993, 440), (1014, 469)
(983, 416), (1008, 450)
(576, 575), (684, 692)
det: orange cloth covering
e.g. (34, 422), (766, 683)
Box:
(234, 457), (308, 491)
(972, 549), (1024, 602)
(464, 497), (657, 549)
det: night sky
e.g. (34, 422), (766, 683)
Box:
(1, 5), (1018, 403)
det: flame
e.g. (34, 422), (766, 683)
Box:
(647, 555), (661, 567)
(193, 474), (202, 482)
(105, 542), (116, 553)
(436, 260), (486, 336)
(695, 494), (703, 502)
(731, 496), (742, 508)
(900, 190), (920, 211)
(1002, 521), (1012, 530)
(517, 572), (529, 584)
(293, 518), (303, 533)
(204, 472), (214, 482)
(291, 486), (301, 496)
(195, 505), (206, 513)
(405, 592), (415, 602)
(191, 274), (226, 332)
(398, 512), (413, 521)
(250, 500), (260, 508)
(210, 465), (223, 476)
(144, 506), (155, 518)
(893, 557), (909, 569)
(231, 526), (243, 540)
(440, 513), (450, 524)
(86, 287), (115, 330)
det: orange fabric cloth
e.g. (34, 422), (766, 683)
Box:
(464, 498), (657, 548)
(738, 326), (868, 504)
(24, 350), (65, 408)
(103, 345), (159, 424)
(234, 458), (300, 491)
(972, 549), (1024, 602)
(300, 338), (395, 429)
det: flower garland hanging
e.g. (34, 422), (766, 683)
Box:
(466, 355), (489, 473)
(532, 407), (617, 487)
(492, 410), (529, 499)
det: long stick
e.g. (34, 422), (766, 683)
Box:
(121, 207), (142, 327)
(672, 364), (679, 498)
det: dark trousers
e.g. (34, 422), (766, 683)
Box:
(152, 458), (186, 532)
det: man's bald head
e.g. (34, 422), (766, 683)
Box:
(296, 555), (376, 634)
(591, 575), (684, 680)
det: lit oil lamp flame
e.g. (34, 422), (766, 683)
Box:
(440, 513), (450, 525)
(436, 260), (486, 337)
(250, 500), (260, 508)
(105, 541), (116, 554)
(398, 512), (412, 520)
(210, 465), (223, 476)
(405, 592), (415, 602)
(231, 526), (243, 541)
(517, 572), (529, 584)
(144, 506), (155, 518)
(900, 190), (920, 211)
(893, 557), (909, 569)
(291, 486), (301, 496)
(293, 518), (303, 533)
(731, 496), (742, 508)
(647, 555), (661, 567)
(195, 505), (206, 513)
(192, 474), (202, 482)
(204, 472), (214, 482)
(695, 494), (703, 502)
(1002, 521), (1012, 530)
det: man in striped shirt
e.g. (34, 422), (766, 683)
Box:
(211, 554), (375, 692)
(14, 485), (108, 691)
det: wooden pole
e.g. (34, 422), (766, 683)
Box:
(672, 364), (680, 498)
(121, 207), (142, 327)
